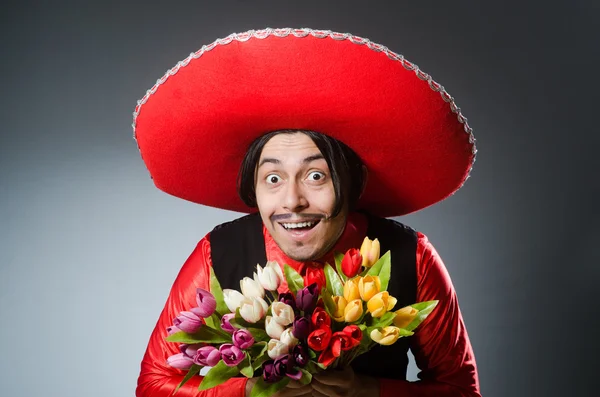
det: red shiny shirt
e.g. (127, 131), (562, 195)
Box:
(136, 213), (481, 396)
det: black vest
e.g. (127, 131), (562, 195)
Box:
(210, 212), (417, 380)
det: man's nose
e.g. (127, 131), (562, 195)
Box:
(283, 182), (308, 211)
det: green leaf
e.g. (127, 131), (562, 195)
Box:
(238, 356), (254, 378)
(248, 341), (268, 357)
(166, 327), (231, 344)
(324, 264), (344, 297)
(366, 251), (391, 291)
(283, 264), (304, 295)
(198, 360), (240, 390)
(405, 300), (439, 332)
(252, 351), (270, 371)
(173, 364), (201, 394)
(250, 376), (290, 397)
(210, 267), (229, 316)
(366, 312), (397, 335)
(248, 328), (269, 342)
(298, 368), (312, 385)
(334, 252), (347, 283)
(321, 289), (337, 318)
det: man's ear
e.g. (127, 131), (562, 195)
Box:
(359, 165), (369, 199)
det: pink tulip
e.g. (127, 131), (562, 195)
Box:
(220, 313), (236, 334)
(219, 344), (246, 367)
(192, 288), (217, 318)
(166, 353), (194, 370)
(233, 329), (255, 349)
(166, 325), (181, 335)
(193, 346), (221, 367)
(173, 311), (202, 333)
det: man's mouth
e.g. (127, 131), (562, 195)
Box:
(279, 220), (320, 231)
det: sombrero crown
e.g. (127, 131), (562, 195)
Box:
(133, 28), (477, 217)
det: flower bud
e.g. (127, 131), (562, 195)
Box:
(233, 328), (255, 349)
(193, 345), (221, 367)
(255, 263), (282, 291)
(360, 237), (380, 268)
(241, 276), (265, 299)
(393, 306), (419, 329)
(223, 289), (245, 313)
(219, 343), (246, 366)
(370, 326), (401, 345)
(166, 353), (194, 370)
(271, 301), (295, 326)
(343, 277), (361, 302)
(331, 296), (347, 322)
(173, 311), (202, 333)
(239, 296), (268, 323)
(296, 283), (319, 313)
(262, 360), (282, 383)
(267, 338), (289, 359)
(220, 313), (236, 334)
(193, 288), (217, 318)
(292, 315), (310, 340)
(310, 307), (331, 330)
(344, 299), (364, 322)
(341, 248), (362, 278)
(280, 328), (299, 349)
(358, 275), (381, 301)
(367, 291), (397, 318)
(265, 315), (285, 339)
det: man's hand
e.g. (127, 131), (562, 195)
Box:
(245, 377), (312, 397)
(312, 366), (380, 397)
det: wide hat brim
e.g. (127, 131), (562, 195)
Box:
(133, 28), (477, 217)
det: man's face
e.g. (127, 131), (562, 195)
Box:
(255, 132), (348, 261)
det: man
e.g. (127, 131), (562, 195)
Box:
(133, 28), (480, 397)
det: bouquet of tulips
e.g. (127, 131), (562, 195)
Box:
(165, 237), (438, 396)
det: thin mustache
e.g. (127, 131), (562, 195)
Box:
(271, 213), (326, 222)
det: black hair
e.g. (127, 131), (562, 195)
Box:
(237, 130), (366, 218)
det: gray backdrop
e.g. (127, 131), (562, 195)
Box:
(1, 1), (598, 396)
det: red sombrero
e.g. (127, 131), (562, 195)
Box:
(132, 28), (477, 217)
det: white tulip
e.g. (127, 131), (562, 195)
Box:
(279, 328), (299, 349)
(271, 302), (295, 326)
(266, 261), (284, 284)
(255, 264), (281, 291)
(267, 338), (289, 359)
(240, 276), (265, 299)
(239, 296), (268, 323)
(265, 315), (285, 339)
(223, 289), (245, 313)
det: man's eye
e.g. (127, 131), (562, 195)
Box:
(308, 171), (325, 181)
(266, 174), (281, 184)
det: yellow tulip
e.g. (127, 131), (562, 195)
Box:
(358, 275), (381, 301)
(360, 236), (381, 268)
(344, 299), (364, 322)
(366, 291), (398, 318)
(332, 296), (347, 322)
(343, 277), (361, 302)
(370, 326), (401, 345)
(393, 306), (419, 329)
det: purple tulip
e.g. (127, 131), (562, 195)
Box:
(166, 325), (181, 335)
(166, 353), (194, 370)
(193, 288), (217, 318)
(292, 316), (310, 340)
(173, 311), (203, 333)
(279, 292), (297, 310)
(292, 344), (308, 367)
(262, 360), (282, 383)
(220, 313), (236, 334)
(295, 283), (319, 313)
(193, 346), (221, 367)
(180, 343), (204, 358)
(232, 329), (255, 349)
(274, 354), (302, 380)
(219, 343), (246, 367)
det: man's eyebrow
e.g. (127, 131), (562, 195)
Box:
(258, 158), (280, 168)
(258, 154), (324, 168)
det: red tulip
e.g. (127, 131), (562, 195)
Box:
(311, 307), (331, 330)
(305, 267), (326, 292)
(341, 248), (363, 278)
(307, 327), (332, 352)
(343, 325), (363, 346)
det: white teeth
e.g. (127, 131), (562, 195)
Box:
(282, 221), (315, 229)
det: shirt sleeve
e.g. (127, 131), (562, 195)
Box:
(135, 234), (249, 397)
(378, 232), (481, 397)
